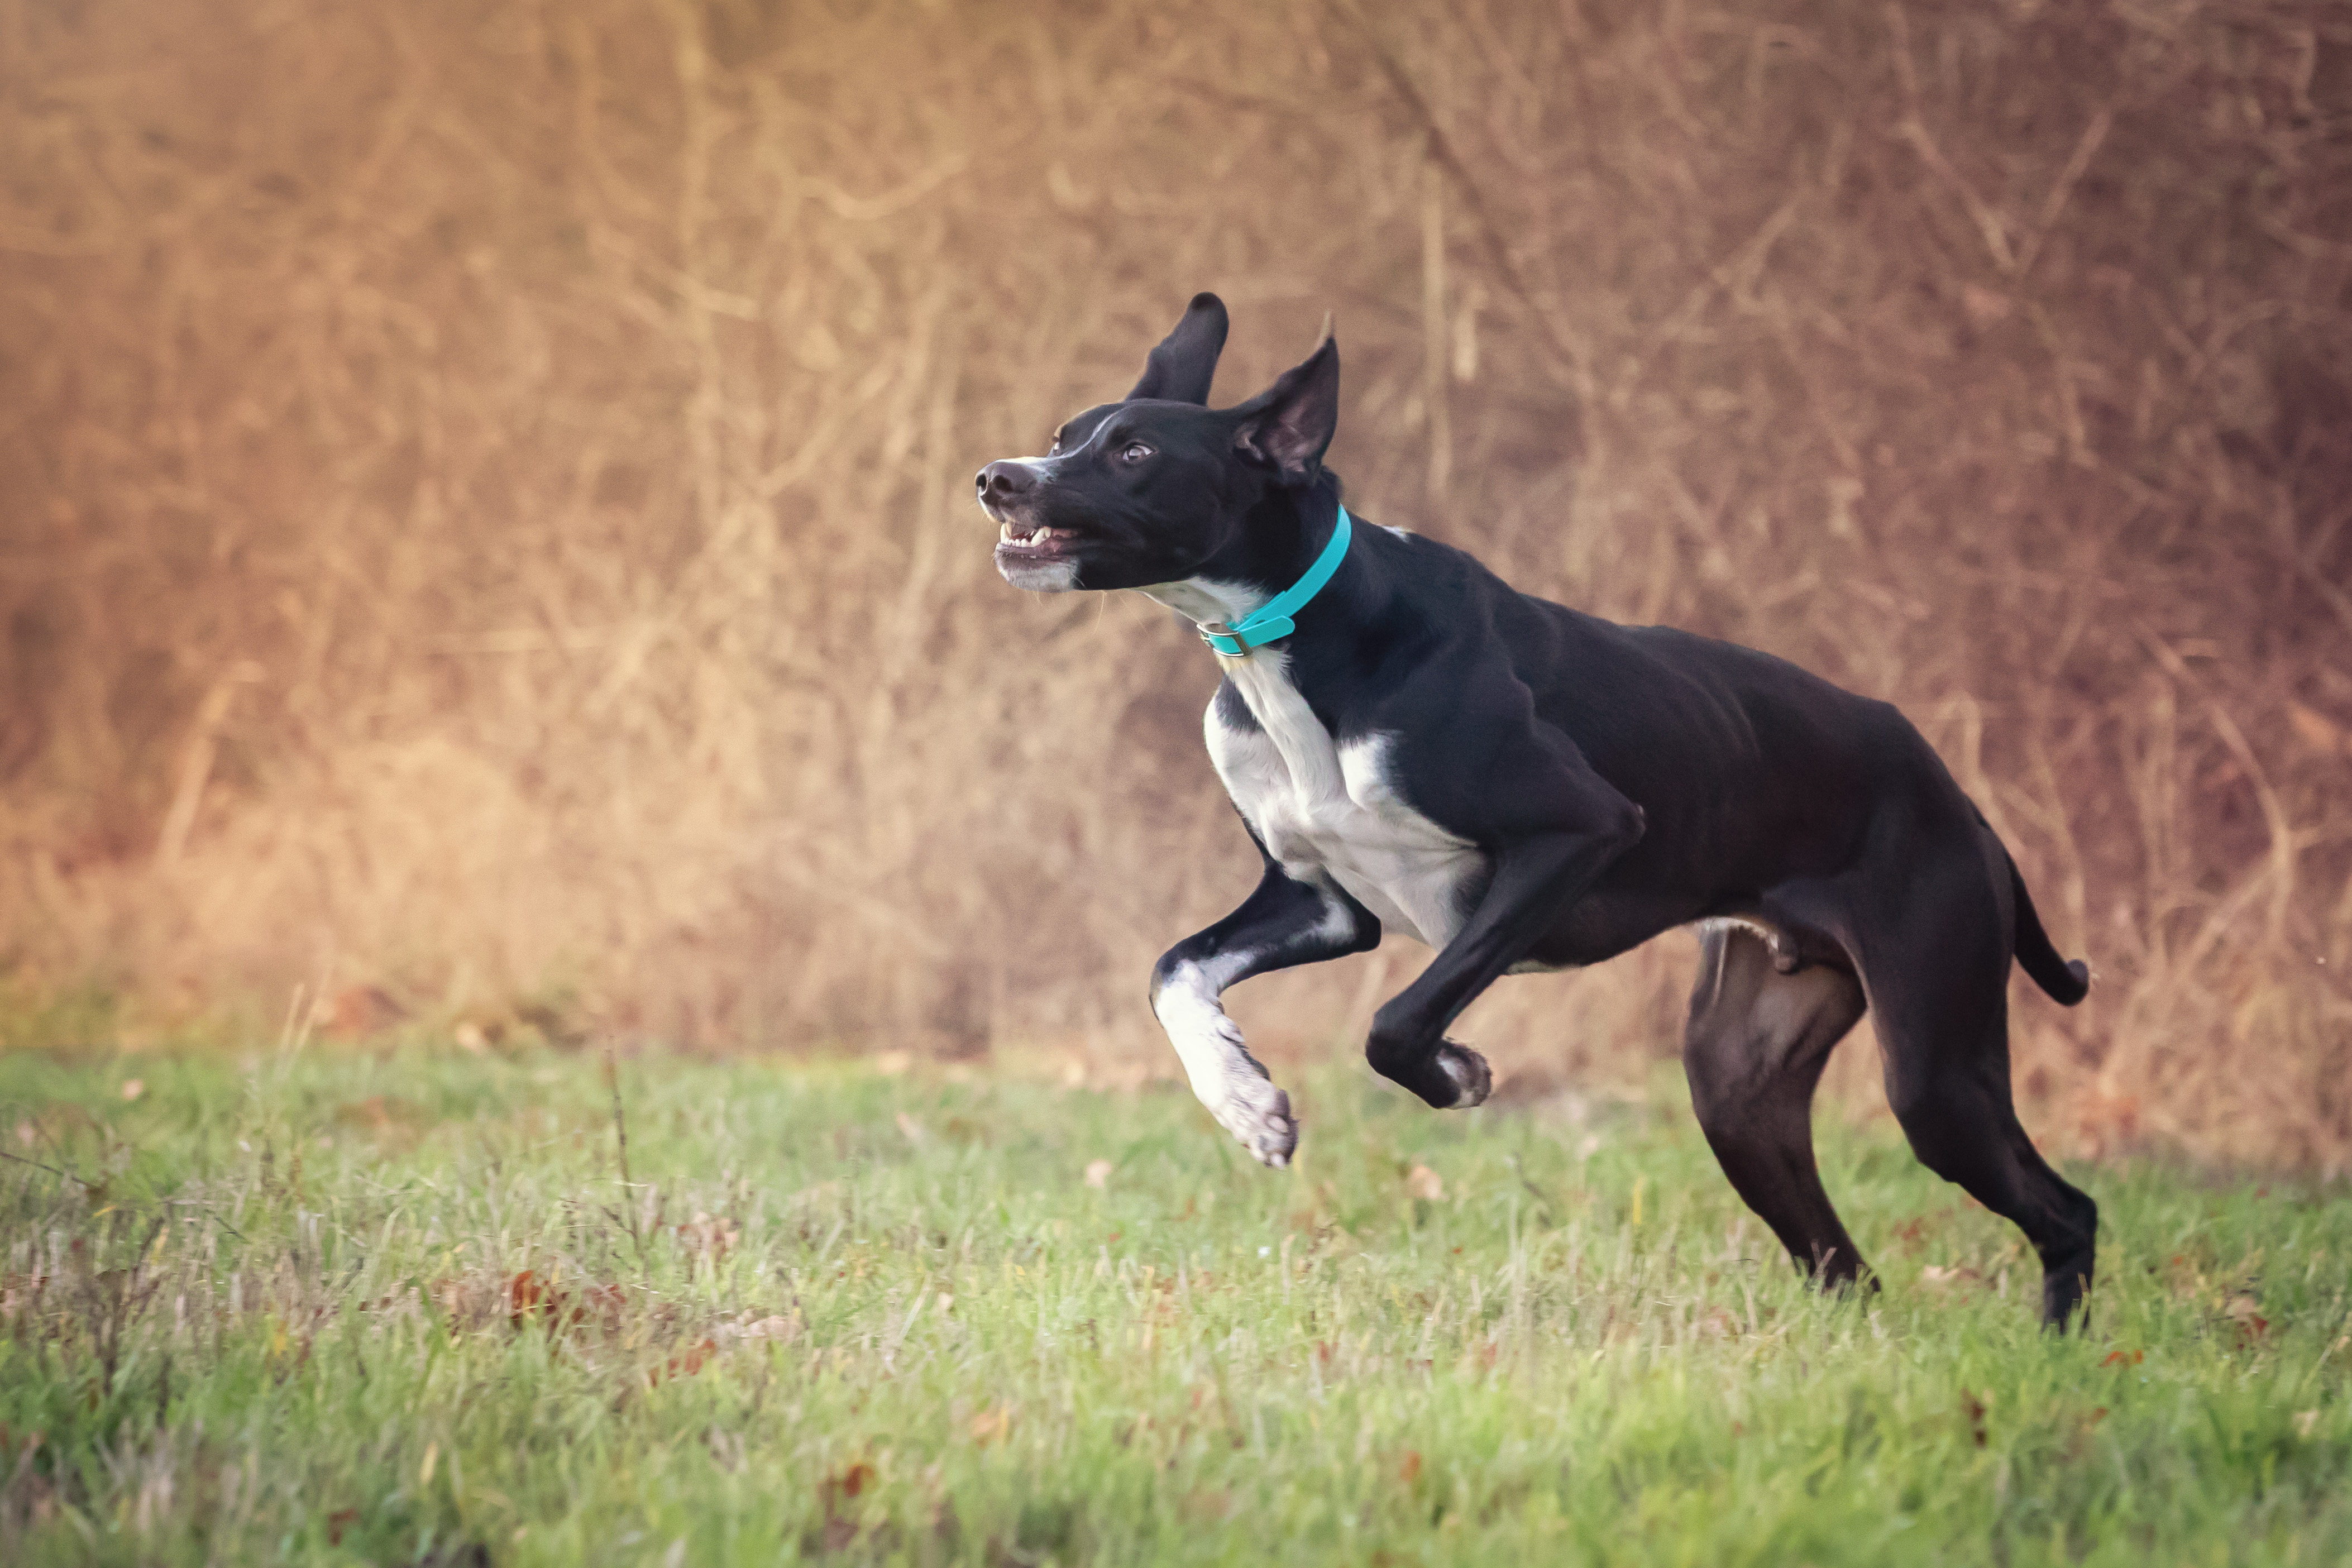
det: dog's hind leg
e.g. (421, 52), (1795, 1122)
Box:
(1850, 853), (2099, 1330)
(1682, 923), (1872, 1291)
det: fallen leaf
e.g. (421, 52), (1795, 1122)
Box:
(2296, 1409), (2320, 1438)
(739, 1313), (797, 1342)
(1398, 1450), (1422, 1484)
(2225, 1295), (2269, 1346)
(1405, 1164), (1445, 1202)
(970, 1405), (1013, 1445)
(508, 1270), (549, 1327)
(676, 1211), (740, 1259)
(1084, 1158), (1112, 1189)
(1920, 1264), (1985, 1289)
(648, 1337), (720, 1385)
(2100, 1349), (2144, 1368)
(327, 1507), (360, 1545)
(1962, 1392), (1988, 1448)
(119, 1079), (144, 1102)
(320, 984), (409, 1039)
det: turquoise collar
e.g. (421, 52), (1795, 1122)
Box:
(1196, 505), (1352, 658)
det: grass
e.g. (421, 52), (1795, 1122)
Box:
(2, 1041), (2348, 1566)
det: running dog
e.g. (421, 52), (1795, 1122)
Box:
(976, 294), (2097, 1327)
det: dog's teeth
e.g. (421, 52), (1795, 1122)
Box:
(1000, 522), (1013, 543)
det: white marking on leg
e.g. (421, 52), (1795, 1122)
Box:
(1153, 953), (1297, 1167)
(1431, 1041), (1493, 1107)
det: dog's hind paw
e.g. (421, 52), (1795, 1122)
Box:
(1433, 1040), (1491, 1108)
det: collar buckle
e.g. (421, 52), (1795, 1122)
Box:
(1197, 620), (1247, 658)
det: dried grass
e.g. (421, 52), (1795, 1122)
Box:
(1, 0), (2348, 1165)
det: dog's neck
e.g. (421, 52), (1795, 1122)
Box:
(1134, 486), (1356, 639)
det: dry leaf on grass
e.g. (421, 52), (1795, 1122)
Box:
(1083, 1158), (1112, 1189)
(1405, 1164), (1445, 1202)
(2224, 1295), (2270, 1346)
(675, 1211), (739, 1258)
(647, 1337), (719, 1386)
(737, 1313), (798, 1342)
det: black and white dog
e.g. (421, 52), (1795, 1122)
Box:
(977, 295), (2097, 1328)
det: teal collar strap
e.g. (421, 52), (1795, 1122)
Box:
(1196, 504), (1352, 658)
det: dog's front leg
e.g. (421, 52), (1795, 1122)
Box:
(1368, 738), (1646, 1107)
(1151, 859), (1380, 1166)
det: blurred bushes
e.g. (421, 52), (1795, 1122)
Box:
(1, 0), (2347, 1163)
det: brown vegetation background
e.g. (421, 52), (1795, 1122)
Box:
(3, 0), (2349, 1165)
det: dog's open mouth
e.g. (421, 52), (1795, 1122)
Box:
(994, 521), (1078, 560)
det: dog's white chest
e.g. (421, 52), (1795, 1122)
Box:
(1204, 655), (1484, 948)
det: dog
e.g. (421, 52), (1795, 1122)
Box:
(976, 294), (2097, 1328)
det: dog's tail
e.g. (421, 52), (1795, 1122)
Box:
(2007, 850), (2090, 1006)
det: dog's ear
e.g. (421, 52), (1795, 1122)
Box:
(1126, 293), (1229, 404)
(1230, 334), (1340, 485)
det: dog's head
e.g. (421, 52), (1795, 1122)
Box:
(976, 293), (1339, 593)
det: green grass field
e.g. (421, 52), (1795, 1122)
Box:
(2, 1043), (2346, 1566)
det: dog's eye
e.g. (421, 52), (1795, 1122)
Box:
(1118, 442), (1153, 463)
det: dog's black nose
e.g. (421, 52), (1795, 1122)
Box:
(976, 460), (1036, 503)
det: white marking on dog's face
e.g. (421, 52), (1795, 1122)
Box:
(1203, 657), (1485, 949)
(997, 557), (1080, 592)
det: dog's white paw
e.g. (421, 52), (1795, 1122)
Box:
(1210, 1070), (1298, 1168)
(1432, 1040), (1491, 1108)
(1157, 992), (1299, 1167)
